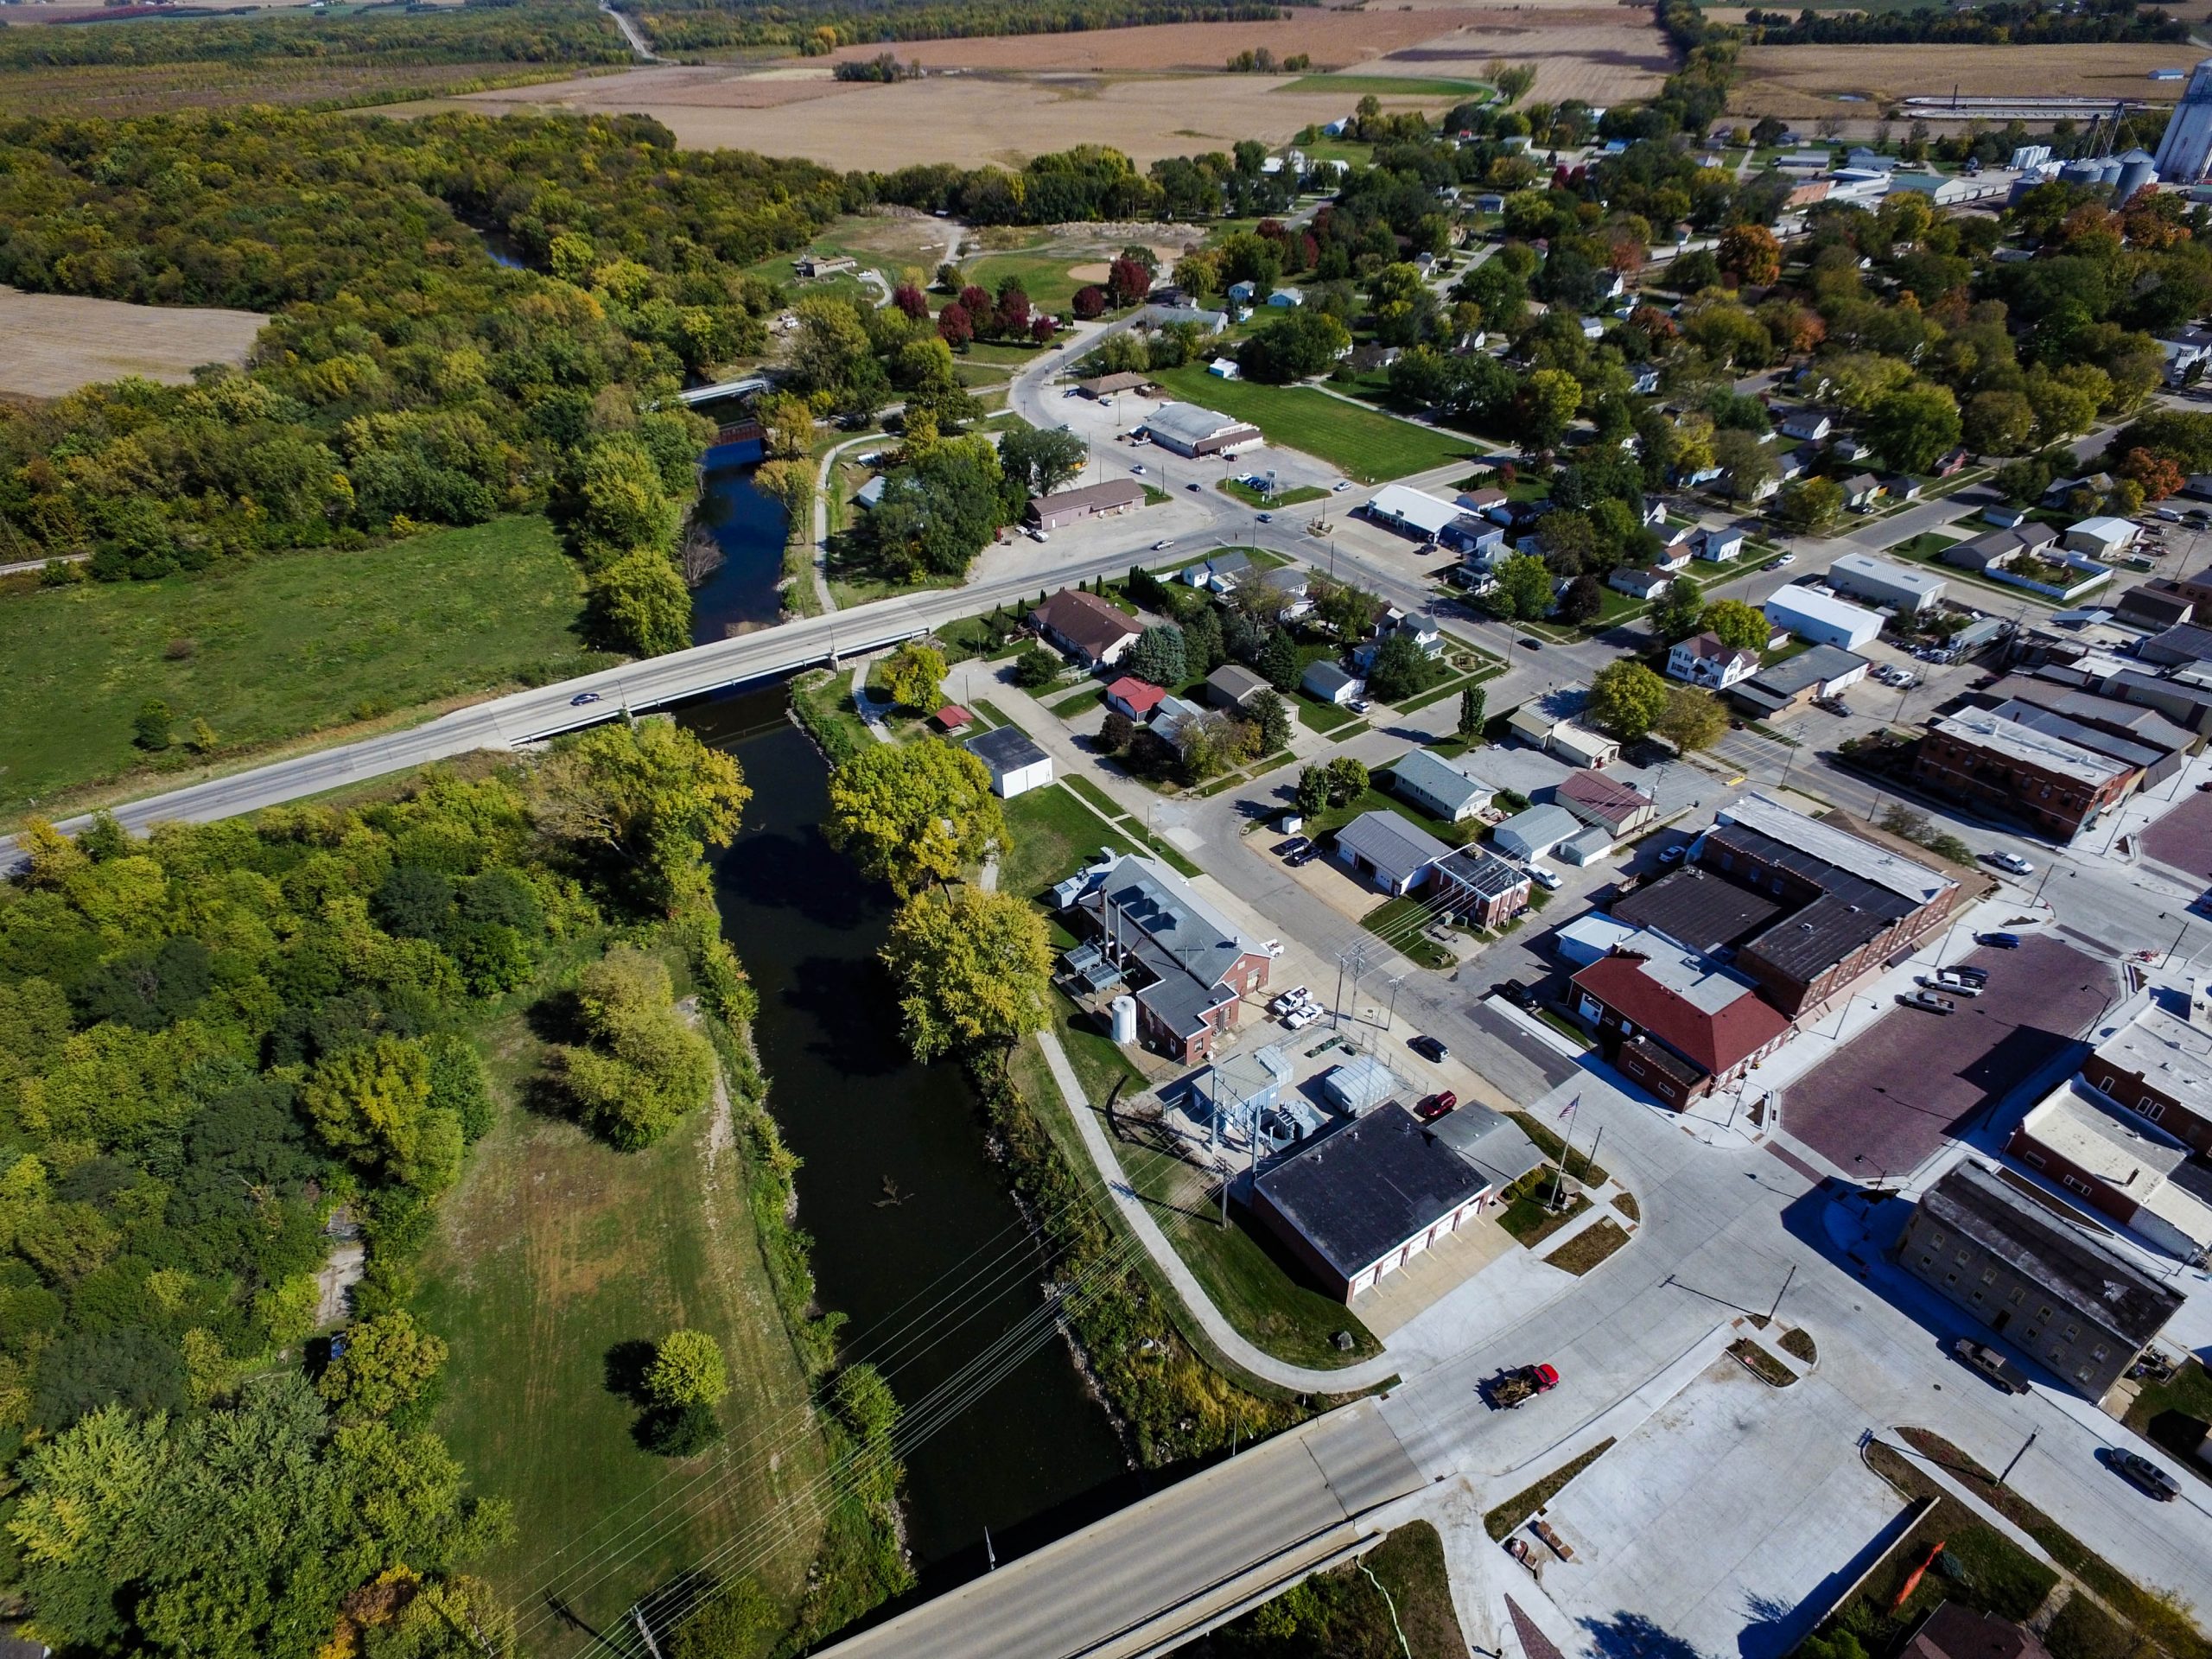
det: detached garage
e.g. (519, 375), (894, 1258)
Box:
(963, 727), (1055, 798)
(1764, 586), (1883, 651)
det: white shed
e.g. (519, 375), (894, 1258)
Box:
(1492, 804), (1582, 862)
(963, 726), (1055, 799)
(1764, 586), (1883, 651)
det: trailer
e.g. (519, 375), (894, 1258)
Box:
(1483, 1363), (1560, 1409)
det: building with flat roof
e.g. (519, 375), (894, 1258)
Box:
(1570, 931), (1792, 1109)
(1429, 846), (1531, 928)
(1827, 552), (1948, 614)
(1610, 865), (1785, 957)
(2008, 1077), (2212, 1262)
(1693, 794), (1959, 1015)
(963, 726), (1055, 799)
(1333, 810), (1451, 895)
(1390, 748), (1492, 823)
(1914, 707), (2137, 840)
(1071, 855), (1272, 1063)
(1029, 478), (1147, 531)
(1726, 644), (1871, 719)
(1250, 1104), (1496, 1300)
(1898, 1160), (2183, 1396)
(2088, 986), (2212, 1157)
(1136, 402), (1263, 457)
(1367, 484), (1467, 542)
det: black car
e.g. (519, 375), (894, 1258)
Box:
(1273, 836), (1312, 858)
(1287, 847), (1320, 867)
(1946, 964), (1990, 987)
(1975, 931), (2022, 949)
(1409, 1034), (1449, 1063)
(1493, 981), (1538, 1010)
(1521, 639), (1542, 651)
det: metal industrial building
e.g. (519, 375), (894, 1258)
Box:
(2154, 59), (2212, 185)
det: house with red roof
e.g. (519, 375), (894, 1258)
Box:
(1105, 677), (1168, 721)
(1568, 931), (1791, 1110)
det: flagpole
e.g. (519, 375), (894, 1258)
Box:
(1549, 1094), (1580, 1212)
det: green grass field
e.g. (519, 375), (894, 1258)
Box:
(0, 516), (598, 825)
(416, 1002), (830, 1635)
(1152, 366), (1481, 483)
(964, 251), (1085, 314)
(1279, 73), (1489, 98)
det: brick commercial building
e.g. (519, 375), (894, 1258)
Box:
(1028, 479), (1147, 531)
(1569, 931), (1792, 1109)
(1251, 1104), (1497, 1300)
(1428, 846), (1532, 930)
(1068, 854), (1271, 1063)
(2086, 985), (2212, 1158)
(2006, 1077), (2212, 1262)
(1914, 706), (2138, 841)
(1897, 1160), (2183, 1397)
(1689, 794), (1960, 1017)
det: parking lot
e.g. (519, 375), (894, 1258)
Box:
(2139, 786), (2212, 885)
(1781, 934), (2112, 1179)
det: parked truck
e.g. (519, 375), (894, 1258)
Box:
(1482, 1363), (1560, 1409)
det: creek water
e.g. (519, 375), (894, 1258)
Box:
(688, 445), (788, 647)
(679, 690), (1132, 1574)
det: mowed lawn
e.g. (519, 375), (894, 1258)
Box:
(0, 516), (597, 822)
(1152, 365), (1481, 482)
(415, 1014), (830, 1638)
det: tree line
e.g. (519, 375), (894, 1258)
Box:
(0, 0), (633, 70)
(1746, 0), (2187, 48)
(617, 0), (1291, 56)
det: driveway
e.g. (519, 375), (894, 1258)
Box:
(1780, 934), (2113, 1180)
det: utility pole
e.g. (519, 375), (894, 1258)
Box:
(1768, 1261), (1796, 1324)
(632, 1608), (665, 1659)
(1999, 1430), (2037, 1485)
(1384, 973), (1406, 1034)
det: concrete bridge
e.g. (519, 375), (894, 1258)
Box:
(810, 1400), (1429, 1659)
(676, 375), (772, 407)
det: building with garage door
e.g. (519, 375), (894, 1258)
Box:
(1136, 402), (1263, 458)
(1250, 1104), (1497, 1300)
(1764, 585), (1883, 651)
(1028, 478), (1147, 531)
(1070, 854), (1272, 1063)
(1897, 1159), (2183, 1396)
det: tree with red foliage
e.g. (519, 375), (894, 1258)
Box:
(1106, 256), (1151, 309)
(1030, 315), (1057, 344)
(995, 283), (1032, 340)
(1297, 232), (1319, 270)
(958, 284), (993, 321)
(938, 302), (974, 348)
(2119, 446), (2186, 502)
(1073, 285), (1108, 320)
(892, 283), (929, 320)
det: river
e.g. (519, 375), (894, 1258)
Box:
(676, 461), (1131, 1578)
(689, 444), (787, 647)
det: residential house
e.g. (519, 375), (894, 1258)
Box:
(1267, 286), (1304, 308)
(1205, 664), (1271, 711)
(1569, 932), (1792, 1110)
(1827, 552), (1947, 614)
(1139, 303), (1230, 335)
(1881, 474), (1923, 504)
(2087, 985), (2212, 1158)
(1264, 565), (1313, 618)
(2007, 1077), (2212, 1261)
(1508, 688), (1620, 768)
(1903, 1605), (2050, 1659)
(2158, 324), (2212, 385)
(1555, 770), (1658, 837)
(1029, 478), (1147, 531)
(1458, 486), (1510, 518)
(1136, 402), (1263, 457)
(2043, 473), (2114, 509)
(1690, 526), (1745, 563)
(1149, 694), (1206, 749)
(1897, 1159), (2183, 1396)
(1840, 474), (1885, 511)
(1032, 588), (1142, 668)
(1251, 1105), (1497, 1301)
(1302, 659), (1363, 706)
(1982, 502), (2034, 528)
(1104, 677), (1166, 721)
(1065, 855), (1273, 1062)
(963, 726), (1055, 799)
(1390, 749), (1493, 823)
(1764, 586), (1883, 651)
(1667, 632), (1761, 690)
(1638, 496), (1669, 528)
(1726, 643), (1870, 719)
(1428, 847), (1532, 929)
(1610, 565), (1674, 601)
(1185, 549), (1252, 592)
(1333, 810), (1451, 896)
(1778, 410), (1834, 442)
(1943, 521), (2060, 575)
(1914, 707), (2138, 839)
(1491, 803), (1581, 862)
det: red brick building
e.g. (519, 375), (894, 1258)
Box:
(1570, 934), (1791, 1109)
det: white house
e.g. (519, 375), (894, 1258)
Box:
(1667, 632), (1760, 690)
(963, 726), (1054, 799)
(2064, 516), (2140, 557)
(1764, 585), (1884, 651)
(1690, 526), (1745, 563)
(1390, 749), (1492, 823)
(1302, 660), (1363, 706)
(1778, 410), (1834, 442)
(1267, 287), (1304, 308)
(1610, 566), (1673, 601)
(1491, 803), (1582, 862)
(1207, 357), (1241, 379)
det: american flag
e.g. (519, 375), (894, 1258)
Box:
(1559, 1093), (1580, 1120)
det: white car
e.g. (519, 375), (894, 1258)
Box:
(1268, 986), (1313, 1015)
(1529, 866), (1562, 892)
(1281, 1005), (1321, 1031)
(1991, 851), (2035, 876)
(1333, 480), (1352, 493)
(1130, 463), (1146, 475)
(1151, 539), (1171, 551)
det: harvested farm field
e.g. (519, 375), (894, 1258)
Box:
(435, 4), (1668, 168)
(0, 285), (265, 401)
(1731, 42), (2193, 118)
(0, 58), (606, 118)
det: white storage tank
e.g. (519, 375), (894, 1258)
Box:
(1110, 995), (1138, 1046)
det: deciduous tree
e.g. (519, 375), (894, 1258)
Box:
(646, 1330), (729, 1410)
(825, 743), (1007, 897)
(1655, 686), (1727, 753)
(1587, 659), (1669, 741)
(880, 642), (947, 713)
(881, 887), (1052, 1061)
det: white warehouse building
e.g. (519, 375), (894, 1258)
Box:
(1764, 585), (1885, 651)
(1826, 552), (1948, 614)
